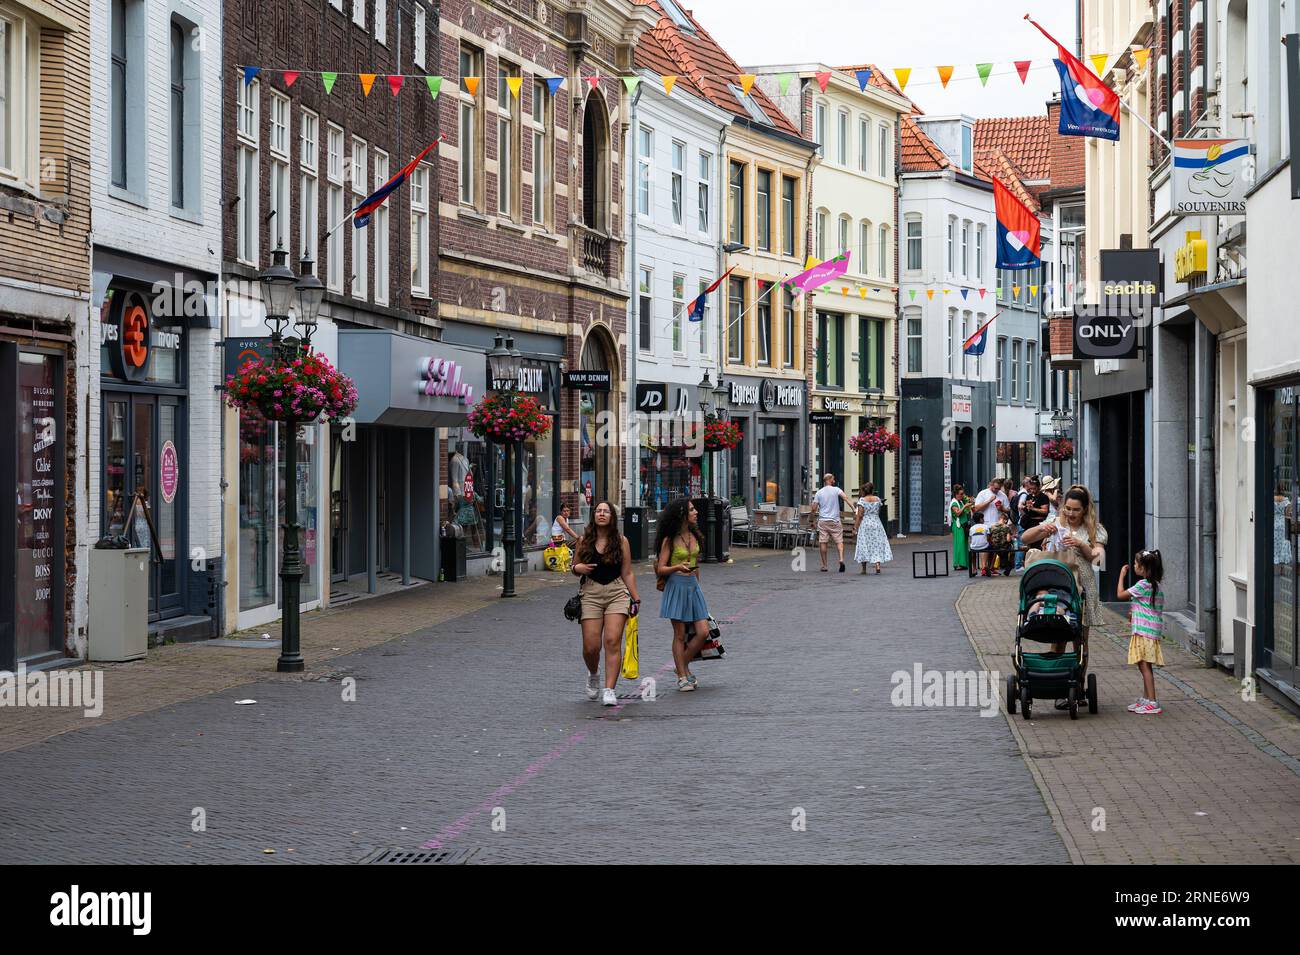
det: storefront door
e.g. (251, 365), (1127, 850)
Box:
(104, 391), (184, 619)
(1262, 387), (1298, 688)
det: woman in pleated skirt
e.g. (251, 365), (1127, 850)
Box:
(655, 498), (710, 693)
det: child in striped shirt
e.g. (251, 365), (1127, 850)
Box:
(1118, 550), (1165, 715)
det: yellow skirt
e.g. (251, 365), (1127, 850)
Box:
(1127, 635), (1166, 666)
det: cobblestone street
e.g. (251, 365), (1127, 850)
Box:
(1, 540), (1071, 864)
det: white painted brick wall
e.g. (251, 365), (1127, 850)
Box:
(87, 0), (226, 603)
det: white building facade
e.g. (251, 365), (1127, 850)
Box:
(627, 73), (731, 511)
(898, 115), (998, 534)
(89, 0), (226, 643)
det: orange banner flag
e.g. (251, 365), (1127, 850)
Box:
(937, 65), (954, 88)
(739, 74), (756, 95)
(1132, 48), (1150, 71)
(359, 73), (377, 96)
(463, 76), (480, 96)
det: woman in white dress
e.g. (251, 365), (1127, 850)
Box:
(853, 482), (893, 574)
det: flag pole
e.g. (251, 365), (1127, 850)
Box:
(324, 208), (358, 240)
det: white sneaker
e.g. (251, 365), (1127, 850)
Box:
(1135, 700), (1163, 715)
(600, 688), (617, 706)
(1127, 698), (1147, 712)
(585, 671), (600, 700)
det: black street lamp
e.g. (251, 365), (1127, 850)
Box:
(259, 245), (324, 673)
(487, 333), (523, 598)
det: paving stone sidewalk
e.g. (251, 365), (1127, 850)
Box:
(958, 578), (1300, 864)
(0, 571), (566, 755)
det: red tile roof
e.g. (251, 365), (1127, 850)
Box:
(973, 116), (1052, 181)
(976, 148), (1041, 213)
(631, 0), (801, 136)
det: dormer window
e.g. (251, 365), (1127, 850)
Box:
(658, 0), (696, 34)
(730, 84), (770, 125)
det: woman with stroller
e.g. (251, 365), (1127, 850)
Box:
(572, 501), (641, 706)
(654, 498), (711, 693)
(1021, 485), (1103, 654)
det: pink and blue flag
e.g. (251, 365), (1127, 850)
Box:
(1028, 17), (1120, 141)
(687, 266), (735, 322)
(353, 138), (441, 228)
(962, 312), (1000, 356)
(994, 178), (1041, 271)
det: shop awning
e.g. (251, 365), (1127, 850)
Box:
(339, 329), (486, 428)
(1161, 277), (1246, 336)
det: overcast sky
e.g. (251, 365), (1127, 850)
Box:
(683, 0), (1080, 119)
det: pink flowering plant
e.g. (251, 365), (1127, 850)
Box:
(1042, 437), (1074, 461)
(223, 351), (358, 422)
(468, 392), (552, 443)
(848, 427), (901, 456)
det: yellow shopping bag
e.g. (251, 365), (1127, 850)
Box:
(620, 614), (639, 680)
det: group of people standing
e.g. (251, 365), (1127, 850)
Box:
(813, 474), (893, 574)
(949, 475), (1055, 575)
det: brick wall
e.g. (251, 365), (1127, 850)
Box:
(1046, 100), (1085, 190)
(222, 0), (441, 328)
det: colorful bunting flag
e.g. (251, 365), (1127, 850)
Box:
(545, 77), (564, 96)
(925, 289), (934, 300)
(508, 76), (523, 98)
(359, 73), (377, 96)
(978, 288), (986, 299)
(1015, 60), (1032, 83)
(425, 75), (443, 100)
(859, 288), (867, 299)
(960, 289), (969, 300)
(856, 69), (872, 91)
(464, 76), (480, 96)
(242, 66), (261, 86)
(586, 75), (600, 91)
(387, 75), (404, 97)
(1030, 284), (1039, 298)
(623, 76), (640, 95)
(841, 286), (849, 296)
(283, 70), (299, 88)
(894, 67), (912, 91)
(740, 74), (757, 95)
(976, 63), (993, 86)
(778, 73), (794, 96)
(662, 75), (677, 95)
(815, 71), (831, 92)
(1090, 53), (1108, 76)
(1132, 48), (1150, 71)
(908, 289), (917, 302)
(937, 65), (954, 88)
(1012, 284), (1021, 298)
(321, 71), (337, 95)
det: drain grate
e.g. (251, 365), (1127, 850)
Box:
(358, 846), (478, 865)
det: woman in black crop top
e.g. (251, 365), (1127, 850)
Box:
(571, 500), (641, 706)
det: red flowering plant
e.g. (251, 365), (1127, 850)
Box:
(468, 391), (552, 443)
(699, 415), (742, 452)
(223, 351), (358, 423)
(848, 427), (901, 456)
(1042, 438), (1075, 461)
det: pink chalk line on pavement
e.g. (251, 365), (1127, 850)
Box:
(422, 586), (779, 851)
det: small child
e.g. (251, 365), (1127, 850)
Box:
(1118, 549), (1165, 715)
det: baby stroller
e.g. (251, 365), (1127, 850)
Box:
(1006, 558), (1097, 720)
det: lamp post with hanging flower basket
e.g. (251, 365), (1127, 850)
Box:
(474, 334), (552, 598)
(1041, 437), (1074, 478)
(221, 246), (356, 672)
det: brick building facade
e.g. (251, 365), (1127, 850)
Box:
(435, 0), (657, 547)
(0, 0), (91, 669)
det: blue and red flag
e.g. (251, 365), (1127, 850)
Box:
(1027, 17), (1120, 141)
(994, 177), (1041, 270)
(962, 311), (1001, 356)
(687, 266), (735, 322)
(353, 137), (441, 228)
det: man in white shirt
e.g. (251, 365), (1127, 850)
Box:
(813, 473), (853, 572)
(970, 477), (1009, 574)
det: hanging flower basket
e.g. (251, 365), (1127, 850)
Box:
(1042, 438), (1075, 461)
(468, 391), (552, 443)
(849, 426), (901, 456)
(701, 417), (742, 452)
(223, 351), (358, 423)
